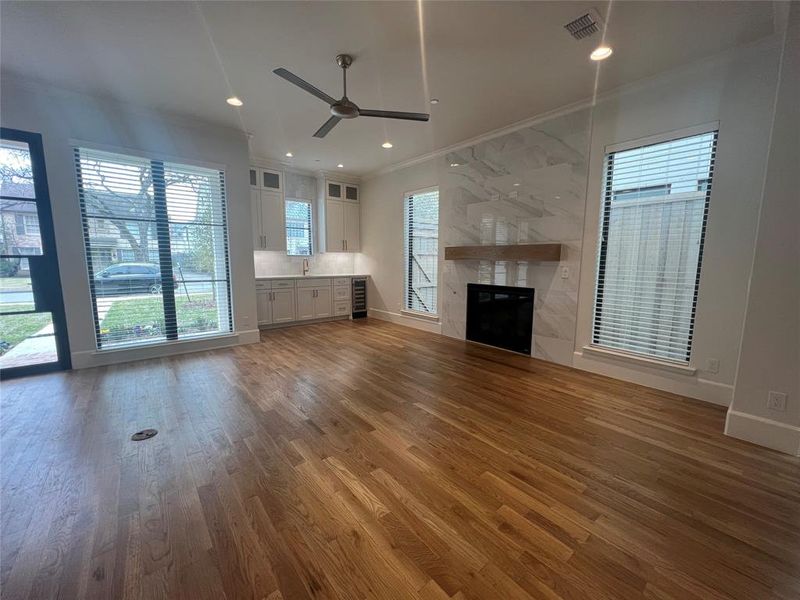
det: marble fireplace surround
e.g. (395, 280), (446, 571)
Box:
(438, 108), (590, 366)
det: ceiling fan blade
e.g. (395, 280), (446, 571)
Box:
(313, 116), (342, 138)
(273, 68), (337, 105)
(358, 109), (430, 122)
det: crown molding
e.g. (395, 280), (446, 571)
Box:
(362, 34), (781, 181)
(248, 155), (361, 183)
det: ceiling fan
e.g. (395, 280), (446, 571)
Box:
(273, 54), (430, 138)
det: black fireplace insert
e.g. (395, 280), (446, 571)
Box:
(466, 283), (534, 355)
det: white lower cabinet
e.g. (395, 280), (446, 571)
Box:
(256, 276), (355, 328)
(297, 286), (332, 321)
(257, 284), (296, 325)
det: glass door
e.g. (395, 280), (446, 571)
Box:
(0, 128), (70, 377)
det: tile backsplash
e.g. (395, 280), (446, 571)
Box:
(253, 251), (356, 277)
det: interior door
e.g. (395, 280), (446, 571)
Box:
(326, 200), (344, 252)
(343, 202), (360, 252)
(0, 128), (70, 377)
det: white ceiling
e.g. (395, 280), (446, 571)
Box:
(1, 1), (775, 176)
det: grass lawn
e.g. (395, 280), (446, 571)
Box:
(0, 305), (52, 353)
(100, 293), (219, 339)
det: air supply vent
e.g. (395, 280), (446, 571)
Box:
(564, 9), (603, 40)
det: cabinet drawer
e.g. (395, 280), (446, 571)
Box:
(333, 277), (350, 287)
(334, 301), (351, 316)
(255, 280), (272, 290)
(297, 278), (331, 288)
(333, 285), (350, 300)
(271, 279), (295, 289)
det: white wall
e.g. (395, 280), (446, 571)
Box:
(359, 38), (783, 406)
(726, 4), (800, 455)
(0, 76), (259, 368)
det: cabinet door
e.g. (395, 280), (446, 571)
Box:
(251, 189), (263, 249)
(325, 200), (344, 252)
(327, 180), (343, 201)
(296, 288), (315, 321)
(249, 167), (258, 188)
(261, 191), (287, 252)
(314, 286), (332, 318)
(344, 183), (359, 202)
(256, 290), (272, 325)
(271, 289), (296, 323)
(343, 201), (360, 252)
(262, 169), (282, 191)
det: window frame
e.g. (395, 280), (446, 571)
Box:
(74, 146), (233, 351)
(591, 124), (719, 365)
(284, 198), (313, 257)
(403, 186), (440, 317)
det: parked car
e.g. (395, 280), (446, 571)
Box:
(94, 262), (165, 296)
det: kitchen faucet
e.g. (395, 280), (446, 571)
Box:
(302, 258), (310, 276)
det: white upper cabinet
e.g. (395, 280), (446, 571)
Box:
(326, 181), (343, 201)
(344, 183), (359, 202)
(343, 201), (360, 252)
(250, 167), (283, 192)
(325, 199), (345, 252)
(250, 166), (286, 251)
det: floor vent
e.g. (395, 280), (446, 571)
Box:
(131, 429), (158, 441)
(564, 9), (602, 40)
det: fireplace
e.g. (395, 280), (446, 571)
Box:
(466, 283), (534, 355)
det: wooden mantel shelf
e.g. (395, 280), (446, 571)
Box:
(444, 243), (563, 262)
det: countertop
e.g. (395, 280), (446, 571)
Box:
(255, 274), (369, 280)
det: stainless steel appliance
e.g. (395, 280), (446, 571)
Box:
(352, 277), (367, 319)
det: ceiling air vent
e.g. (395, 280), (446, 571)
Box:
(564, 9), (603, 40)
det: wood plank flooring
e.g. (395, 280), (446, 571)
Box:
(1, 319), (799, 599)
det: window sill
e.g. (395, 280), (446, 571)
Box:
(400, 309), (440, 323)
(97, 332), (237, 354)
(581, 345), (696, 375)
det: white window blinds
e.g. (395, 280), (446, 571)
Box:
(593, 130), (717, 363)
(75, 147), (232, 349)
(285, 200), (312, 256)
(404, 188), (439, 314)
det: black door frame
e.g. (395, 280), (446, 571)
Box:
(0, 127), (71, 378)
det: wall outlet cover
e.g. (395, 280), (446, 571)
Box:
(706, 358), (719, 374)
(767, 391), (787, 412)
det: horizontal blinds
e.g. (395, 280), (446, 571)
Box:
(593, 131), (717, 363)
(285, 199), (312, 256)
(75, 147), (231, 349)
(404, 189), (439, 314)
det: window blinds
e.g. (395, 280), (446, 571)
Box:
(593, 130), (717, 363)
(75, 147), (232, 349)
(285, 200), (312, 256)
(404, 189), (439, 314)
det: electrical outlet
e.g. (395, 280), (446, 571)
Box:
(561, 266), (570, 279)
(767, 391), (787, 412)
(705, 358), (719, 374)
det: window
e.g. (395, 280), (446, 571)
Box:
(285, 200), (312, 256)
(593, 130), (718, 363)
(14, 214), (39, 235)
(75, 147), (232, 349)
(404, 188), (439, 314)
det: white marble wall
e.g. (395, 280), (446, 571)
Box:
(439, 109), (590, 365)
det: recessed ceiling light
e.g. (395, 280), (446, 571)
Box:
(337, 164), (344, 168)
(382, 142), (393, 149)
(285, 152), (293, 158)
(513, 183), (520, 187)
(590, 46), (613, 61)
(226, 96), (243, 107)
(450, 162), (460, 167)
(430, 98), (440, 105)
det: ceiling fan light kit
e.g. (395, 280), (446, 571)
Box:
(273, 54), (430, 138)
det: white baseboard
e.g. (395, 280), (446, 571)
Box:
(368, 308), (442, 334)
(572, 350), (733, 407)
(71, 329), (259, 369)
(725, 410), (800, 456)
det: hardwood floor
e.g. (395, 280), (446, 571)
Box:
(1, 319), (799, 599)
